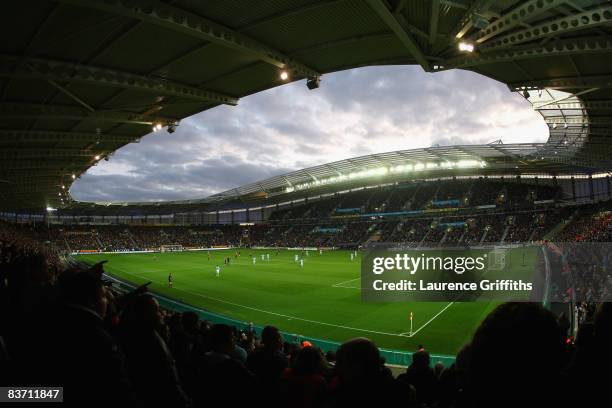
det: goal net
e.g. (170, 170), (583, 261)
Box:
(160, 245), (183, 252)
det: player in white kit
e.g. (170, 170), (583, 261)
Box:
(215, 265), (220, 277)
(300, 259), (304, 268)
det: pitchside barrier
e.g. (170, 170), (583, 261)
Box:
(103, 273), (457, 368)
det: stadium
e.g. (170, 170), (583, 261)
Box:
(1, 1), (611, 407)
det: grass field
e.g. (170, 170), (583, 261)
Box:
(78, 247), (538, 356)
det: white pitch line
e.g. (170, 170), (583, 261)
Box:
(400, 302), (455, 337)
(332, 277), (360, 288)
(110, 267), (412, 338)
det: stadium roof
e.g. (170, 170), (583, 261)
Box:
(2, 0), (612, 211)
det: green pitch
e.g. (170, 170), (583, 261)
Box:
(78, 248), (537, 356)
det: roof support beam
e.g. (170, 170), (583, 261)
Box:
(58, 0), (319, 78)
(0, 170), (79, 178)
(475, 0), (567, 44)
(0, 130), (137, 144)
(429, 0), (440, 45)
(0, 161), (88, 171)
(481, 5), (612, 51)
(0, 148), (105, 159)
(536, 100), (612, 111)
(365, 0), (431, 71)
(509, 75), (612, 91)
(437, 36), (612, 71)
(0, 55), (238, 106)
(0, 103), (173, 125)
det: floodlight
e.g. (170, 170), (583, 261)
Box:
(94, 155), (100, 160)
(458, 42), (474, 52)
(71, 174), (76, 179)
(167, 121), (179, 133)
(280, 70), (289, 81)
(306, 76), (320, 90)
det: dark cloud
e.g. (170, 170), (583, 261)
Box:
(71, 66), (547, 202)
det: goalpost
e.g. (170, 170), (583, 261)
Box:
(160, 244), (184, 252)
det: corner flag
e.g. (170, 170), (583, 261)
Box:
(409, 312), (413, 336)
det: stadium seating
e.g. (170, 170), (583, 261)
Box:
(1, 181), (611, 407)
(1, 215), (611, 407)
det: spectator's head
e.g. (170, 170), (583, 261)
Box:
(261, 325), (283, 351)
(210, 324), (235, 355)
(121, 294), (163, 331)
(410, 350), (431, 371)
(58, 269), (108, 318)
(469, 302), (564, 407)
(181, 311), (199, 333)
(335, 338), (381, 384)
(292, 346), (325, 376)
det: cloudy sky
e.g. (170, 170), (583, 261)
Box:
(71, 66), (548, 202)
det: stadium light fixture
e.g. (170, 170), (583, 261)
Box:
(280, 70), (289, 81)
(458, 42), (474, 52)
(94, 155), (100, 160)
(46, 206), (56, 212)
(61, 185), (65, 190)
(306, 76), (320, 90)
(71, 174), (76, 180)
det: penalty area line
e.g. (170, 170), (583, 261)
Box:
(400, 302), (455, 337)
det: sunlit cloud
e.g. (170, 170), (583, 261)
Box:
(71, 66), (548, 202)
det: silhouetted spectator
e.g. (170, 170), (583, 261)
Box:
(469, 303), (564, 407)
(117, 294), (191, 408)
(396, 349), (438, 404)
(16, 268), (135, 407)
(328, 338), (396, 407)
(281, 346), (328, 408)
(199, 324), (253, 405)
(247, 326), (289, 385)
